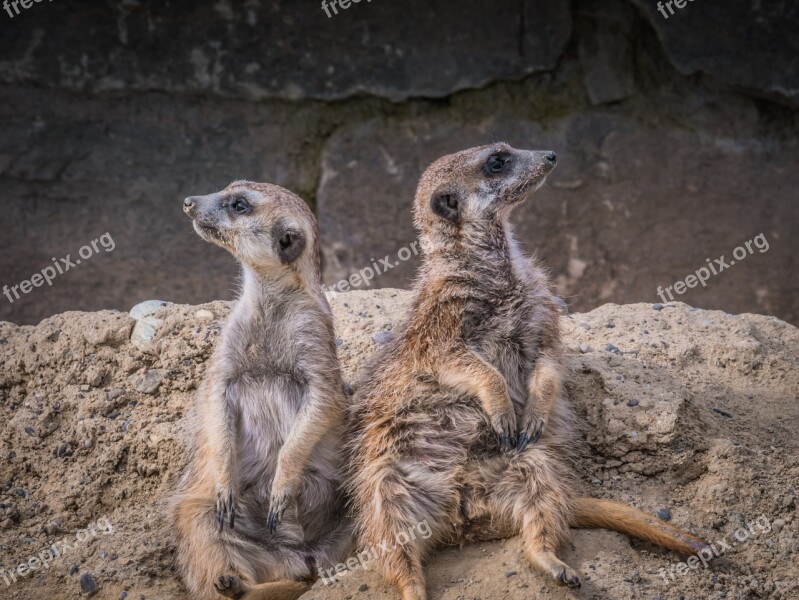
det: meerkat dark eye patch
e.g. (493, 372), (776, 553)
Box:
(272, 222), (306, 264)
(484, 152), (513, 176)
(431, 192), (460, 224)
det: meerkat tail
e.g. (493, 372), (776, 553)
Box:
(570, 498), (710, 556)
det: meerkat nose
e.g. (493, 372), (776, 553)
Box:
(543, 151), (557, 164)
(184, 197), (196, 210)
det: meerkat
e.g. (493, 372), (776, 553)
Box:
(346, 144), (709, 600)
(171, 181), (352, 600)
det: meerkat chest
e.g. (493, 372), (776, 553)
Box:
(219, 317), (311, 423)
(461, 287), (540, 395)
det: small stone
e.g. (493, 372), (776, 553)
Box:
(119, 593), (129, 600)
(579, 322), (591, 330)
(128, 369), (167, 395)
(44, 521), (62, 535)
(772, 519), (785, 534)
(335, 338), (344, 347)
(372, 331), (395, 345)
(80, 572), (98, 595)
(712, 408), (733, 418)
(84, 366), (106, 387)
(99, 550), (108, 559)
(626, 399), (640, 407)
(69, 564), (79, 575)
(194, 309), (215, 321)
(0, 518), (13, 529)
(606, 322), (615, 328)
(629, 569), (640, 583)
(656, 508), (672, 521)
(606, 343), (621, 354)
(579, 344), (593, 354)
(358, 584), (369, 592)
(652, 303), (665, 311)
(129, 300), (170, 354)
(504, 571), (517, 577)
(7, 451), (15, 459)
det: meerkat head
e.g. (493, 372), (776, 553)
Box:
(183, 181), (320, 284)
(413, 143), (556, 250)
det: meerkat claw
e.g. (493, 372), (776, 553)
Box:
(556, 567), (582, 589)
(267, 491), (289, 533)
(216, 488), (236, 532)
(529, 417), (545, 445)
(516, 415), (545, 452)
(268, 510), (279, 533)
(494, 410), (518, 452)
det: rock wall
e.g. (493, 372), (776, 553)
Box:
(0, 0), (797, 326)
(0, 292), (797, 599)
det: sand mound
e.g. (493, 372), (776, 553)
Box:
(0, 290), (796, 599)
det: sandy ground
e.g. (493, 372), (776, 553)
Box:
(0, 289), (796, 600)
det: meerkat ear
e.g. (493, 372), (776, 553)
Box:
(431, 192), (461, 225)
(272, 221), (306, 264)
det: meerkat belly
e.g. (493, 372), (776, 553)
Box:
(234, 375), (306, 495)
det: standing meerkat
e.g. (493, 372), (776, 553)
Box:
(171, 181), (351, 600)
(346, 144), (709, 600)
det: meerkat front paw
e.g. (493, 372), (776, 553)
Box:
(215, 485), (237, 532)
(491, 406), (517, 452)
(267, 484), (292, 533)
(215, 574), (247, 599)
(516, 409), (546, 452)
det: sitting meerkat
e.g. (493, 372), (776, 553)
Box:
(171, 181), (351, 600)
(346, 144), (709, 600)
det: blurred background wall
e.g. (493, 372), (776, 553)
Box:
(1, 0), (797, 325)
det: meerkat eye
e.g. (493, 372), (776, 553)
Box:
(279, 232), (292, 250)
(485, 152), (512, 175)
(446, 195), (458, 209)
(229, 198), (251, 214)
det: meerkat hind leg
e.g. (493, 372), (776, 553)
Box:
(522, 537), (581, 589)
(215, 574), (310, 600)
(484, 460), (581, 589)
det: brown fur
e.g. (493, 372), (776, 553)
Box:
(345, 144), (709, 600)
(171, 182), (352, 600)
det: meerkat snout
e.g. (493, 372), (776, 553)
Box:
(479, 146), (557, 199)
(183, 180), (319, 278)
